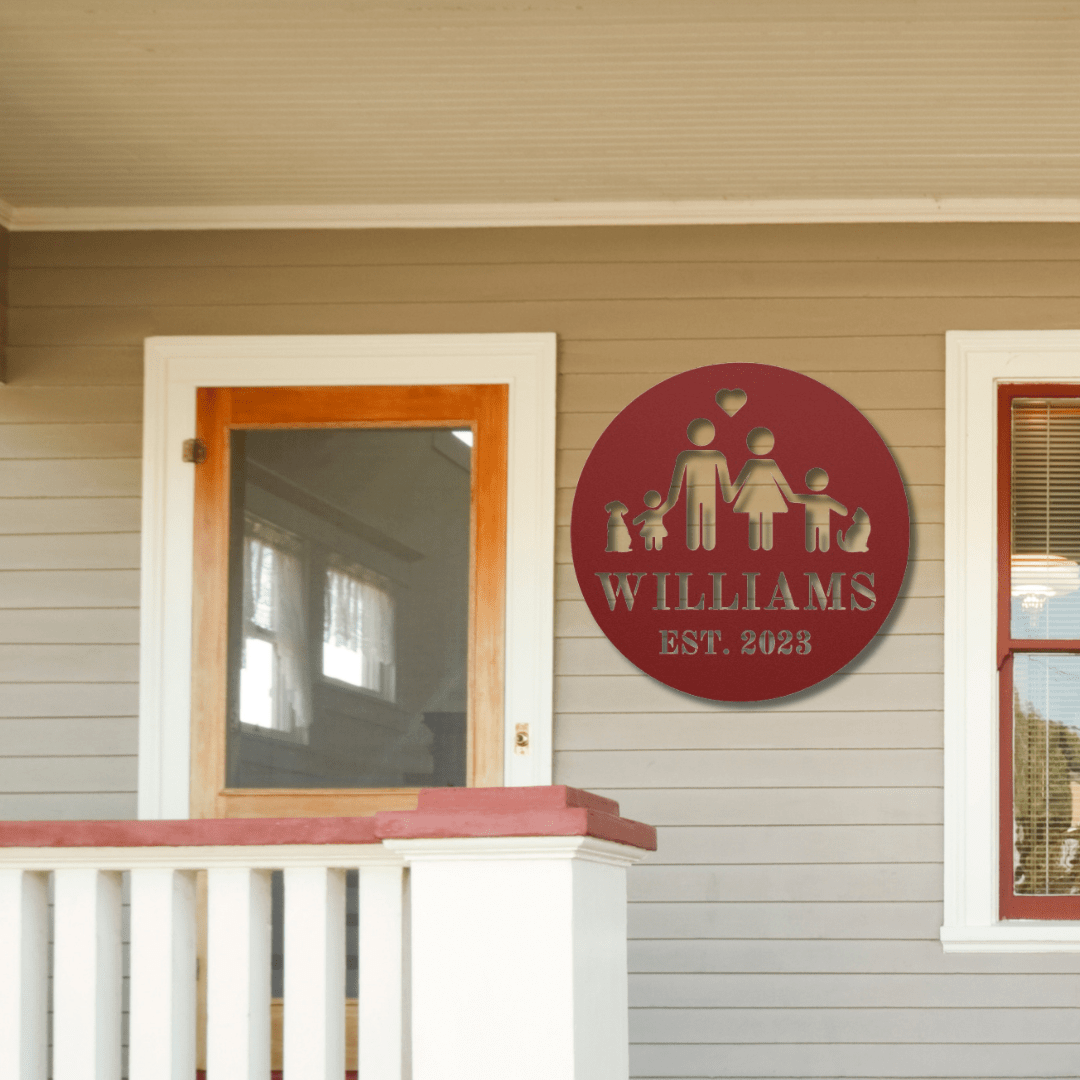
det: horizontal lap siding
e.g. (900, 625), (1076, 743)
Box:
(7, 223), (1080, 1077)
(1, 223), (140, 821)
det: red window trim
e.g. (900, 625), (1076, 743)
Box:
(997, 383), (1080, 919)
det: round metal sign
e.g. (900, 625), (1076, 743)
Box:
(570, 364), (910, 701)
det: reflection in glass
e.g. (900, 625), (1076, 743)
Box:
(226, 427), (471, 789)
(1010, 399), (1080, 639)
(323, 561), (396, 698)
(239, 520), (311, 734)
(1013, 653), (1080, 895)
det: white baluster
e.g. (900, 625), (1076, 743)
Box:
(206, 867), (271, 1080)
(53, 868), (123, 1080)
(129, 868), (197, 1080)
(0, 870), (48, 1079)
(284, 867), (346, 1080)
(357, 863), (404, 1080)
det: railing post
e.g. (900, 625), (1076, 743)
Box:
(53, 868), (123, 1080)
(129, 867), (197, 1080)
(0, 869), (48, 1080)
(283, 866), (346, 1080)
(206, 867), (272, 1080)
(387, 835), (647, 1080)
(356, 861), (405, 1079)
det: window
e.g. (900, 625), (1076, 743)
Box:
(998, 390), (1080, 918)
(239, 517), (312, 733)
(138, 335), (556, 820)
(944, 331), (1080, 950)
(322, 559), (396, 699)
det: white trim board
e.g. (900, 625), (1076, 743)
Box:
(942, 330), (1080, 953)
(138, 334), (557, 820)
(10, 198), (1080, 231)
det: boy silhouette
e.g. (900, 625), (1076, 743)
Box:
(789, 468), (848, 553)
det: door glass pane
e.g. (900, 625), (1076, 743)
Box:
(1010, 399), (1080, 639)
(1012, 652), (1080, 895)
(225, 427), (472, 789)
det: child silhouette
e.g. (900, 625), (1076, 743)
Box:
(731, 427), (795, 551)
(632, 490), (669, 551)
(789, 468), (848, 553)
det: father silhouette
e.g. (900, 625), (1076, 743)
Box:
(662, 418), (734, 551)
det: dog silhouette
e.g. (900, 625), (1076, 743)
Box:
(604, 501), (633, 552)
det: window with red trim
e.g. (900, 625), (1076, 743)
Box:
(999, 385), (1080, 919)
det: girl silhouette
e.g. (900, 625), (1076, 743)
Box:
(731, 427), (796, 551)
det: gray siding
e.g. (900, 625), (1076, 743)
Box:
(5, 224), (1080, 1077)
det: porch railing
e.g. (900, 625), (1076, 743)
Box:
(0, 785), (655, 1080)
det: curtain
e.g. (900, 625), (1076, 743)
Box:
(244, 525), (313, 732)
(324, 564), (396, 698)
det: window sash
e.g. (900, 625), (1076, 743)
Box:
(998, 384), (1080, 919)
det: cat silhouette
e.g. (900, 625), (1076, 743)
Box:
(837, 507), (871, 553)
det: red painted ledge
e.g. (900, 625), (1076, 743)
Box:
(0, 816), (380, 848)
(377, 785), (657, 850)
(0, 786), (657, 852)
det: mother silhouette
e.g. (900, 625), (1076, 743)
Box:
(731, 426), (795, 551)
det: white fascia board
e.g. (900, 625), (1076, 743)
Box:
(10, 198), (1080, 231)
(139, 334), (556, 819)
(942, 330), (1080, 952)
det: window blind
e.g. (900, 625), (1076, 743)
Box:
(1012, 399), (1080, 565)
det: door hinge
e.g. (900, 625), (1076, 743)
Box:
(182, 438), (208, 464)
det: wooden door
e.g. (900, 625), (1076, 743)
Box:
(190, 383), (508, 819)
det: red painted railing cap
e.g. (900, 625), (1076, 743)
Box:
(0, 788), (656, 852)
(376, 788), (657, 851)
(416, 785), (621, 816)
(0, 816), (379, 848)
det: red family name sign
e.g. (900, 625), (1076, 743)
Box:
(571, 364), (910, 702)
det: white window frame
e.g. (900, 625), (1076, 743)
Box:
(137, 334), (557, 819)
(943, 330), (1080, 952)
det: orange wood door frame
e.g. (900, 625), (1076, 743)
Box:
(190, 384), (508, 818)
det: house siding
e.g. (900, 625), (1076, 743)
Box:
(4, 223), (1080, 1078)
(0, 222), (8, 382)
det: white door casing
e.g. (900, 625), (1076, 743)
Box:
(138, 334), (557, 819)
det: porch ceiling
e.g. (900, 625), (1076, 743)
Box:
(1, 0), (1078, 220)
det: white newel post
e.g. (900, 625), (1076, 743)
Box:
(356, 861), (405, 1080)
(283, 866), (346, 1080)
(53, 868), (123, 1080)
(206, 867), (272, 1080)
(129, 868), (197, 1080)
(387, 835), (648, 1080)
(0, 870), (49, 1080)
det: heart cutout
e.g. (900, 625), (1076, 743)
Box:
(716, 387), (747, 417)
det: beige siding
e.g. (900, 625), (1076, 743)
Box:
(0, 223), (7, 382)
(6, 223), (1080, 1078)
